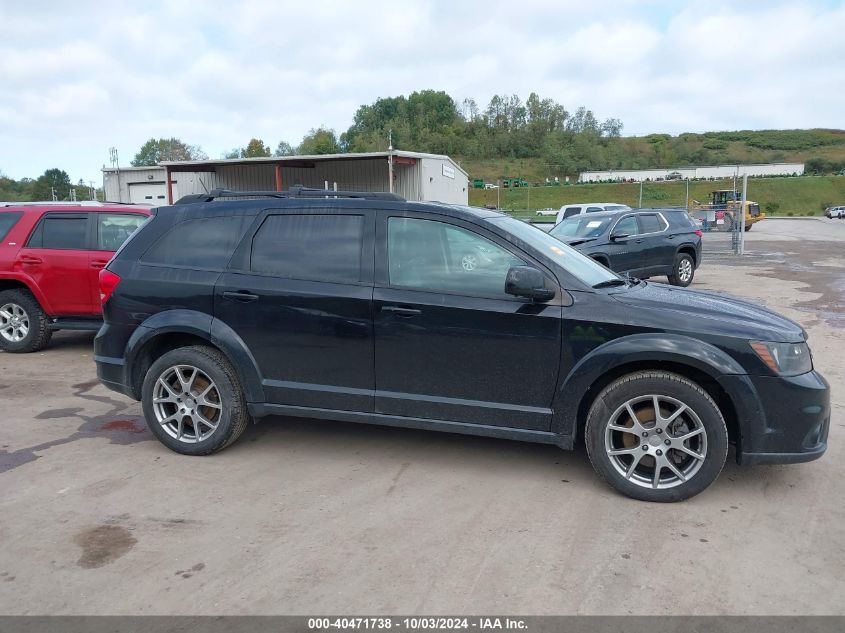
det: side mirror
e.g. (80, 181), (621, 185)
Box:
(610, 232), (629, 241)
(505, 266), (555, 302)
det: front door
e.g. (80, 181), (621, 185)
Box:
(606, 214), (643, 274)
(14, 212), (94, 315)
(214, 209), (376, 412)
(373, 214), (561, 431)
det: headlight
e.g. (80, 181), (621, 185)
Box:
(750, 341), (812, 375)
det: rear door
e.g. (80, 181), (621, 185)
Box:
(14, 212), (93, 315)
(636, 212), (673, 275)
(215, 208), (376, 412)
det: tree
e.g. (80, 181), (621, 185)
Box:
(131, 137), (208, 166)
(274, 141), (295, 156)
(30, 168), (71, 200)
(242, 138), (271, 158)
(298, 127), (341, 155)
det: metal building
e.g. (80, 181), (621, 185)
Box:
(579, 162), (805, 183)
(103, 151), (469, 205)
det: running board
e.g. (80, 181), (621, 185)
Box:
(48, 318), (103, 331)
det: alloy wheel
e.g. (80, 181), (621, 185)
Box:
(678, 259), (693, 283)
(604, 394), (708, 489)
(152, 364), (223, 443)
(0, 303), (29, 342)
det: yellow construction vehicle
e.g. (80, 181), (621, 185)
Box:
(690, 190), (765, 232)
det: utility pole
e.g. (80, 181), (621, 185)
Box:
(526, 183), (530, 214)
(739, 173), (748, 255)
(497, 180), (500, 209)
(638, 181), (643, 208)
(685, 178), (689, 210)
(387, 129), (394, 194)
(50, 186), (57, 201)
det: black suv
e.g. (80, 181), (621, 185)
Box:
(95, 188), (829, 502)
(549, 209), (702, 287)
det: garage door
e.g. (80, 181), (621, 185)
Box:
(128, 182), (175, 205)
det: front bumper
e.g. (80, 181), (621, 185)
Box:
(719, 371), (830, 465)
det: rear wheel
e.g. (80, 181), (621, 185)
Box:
(585, 371), (728, 502)
(0, 289), (52, 353)
(141, 345), (250, 455)
(668, 253), (694, 287)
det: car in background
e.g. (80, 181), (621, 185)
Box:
(824, 206), (844, 219)
(556, 202), (631, 224)
(535, 207), (556, 216)
(0, 202), (150, 352)
(549, 208), (702, 287)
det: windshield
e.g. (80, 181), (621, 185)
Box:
(549, 216), (612, 239)
(488, 216), (620, 288)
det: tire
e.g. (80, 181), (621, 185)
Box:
(0, 289), (52, 353)
(667, 253), (694, 287)
(585, 371), (728, 502)
(744, 224), (752, 232)
(141, 345), (250, 455)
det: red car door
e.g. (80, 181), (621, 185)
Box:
(88, 212), (149, 309)
(14, 212), (94, 315)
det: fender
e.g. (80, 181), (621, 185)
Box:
(0, 272), (54, 314)
(550, 333), (746, 438)
(123, 309), (264, 403)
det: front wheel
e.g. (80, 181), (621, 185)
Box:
(668, 253), (694, 287)
(744, 224), (752, 232)
(141, 345), (250, 455)
(585, 371), (728, 502)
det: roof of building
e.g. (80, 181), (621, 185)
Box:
(103, 151), (468, 177)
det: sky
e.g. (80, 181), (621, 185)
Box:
(1, 0), (843, 183)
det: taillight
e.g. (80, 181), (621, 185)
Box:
(99, 269), (121, 305)
(694, 230), (703, 237)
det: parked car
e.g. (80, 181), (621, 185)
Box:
(535, 208), (556, 216)
(824, 206), (844, 219)
(556, 202), (630, 224)
(0, 202), (150, 352)
(95, 187), (829, 502)
(549, 208), (703, 287)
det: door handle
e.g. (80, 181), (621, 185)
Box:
(381, 305), (421, 316)
(222, 290), (259, 303)
(20, 255), (42, 265)
(90, 260), (109, 269)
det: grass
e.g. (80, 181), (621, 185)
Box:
(467, 175), (845, 217)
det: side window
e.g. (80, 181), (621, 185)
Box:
(28, 215), (88, 249)
(142, 215), (251, 269)
(250, 214), (364, 283)
(97, 213), (148, 251)
(0, 212), (22, 241)
(387, 217), (524, 297)
(639, 214), (666, 233)
(586, 206), (604, 213)
(613, 216), (639, 236)
(562, 207), (581, 218)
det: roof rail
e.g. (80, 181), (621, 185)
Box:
(0, 200), (108, 207)
(174, 186), (406, 204)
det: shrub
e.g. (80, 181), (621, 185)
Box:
(765, 202), (781, 214)
(787, 211), (794, 216)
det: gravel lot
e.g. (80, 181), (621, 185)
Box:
(0, 218), (842, 615)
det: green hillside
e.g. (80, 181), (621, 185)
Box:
(468, 175), (845, 217)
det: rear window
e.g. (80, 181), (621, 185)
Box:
(639, 214), (666, 233)
(250, 214), (364, 283)
(562, 206), (581, 219)
(141, 215), (251, 269)
(0, 212), (22, 241)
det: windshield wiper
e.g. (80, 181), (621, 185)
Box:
(566, 237), (598, 246)
(592, 279), (628, 289)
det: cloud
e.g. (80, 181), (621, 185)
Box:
(0, 0), (842, 182)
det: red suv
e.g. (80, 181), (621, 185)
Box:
(0, 202), (150, 353)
